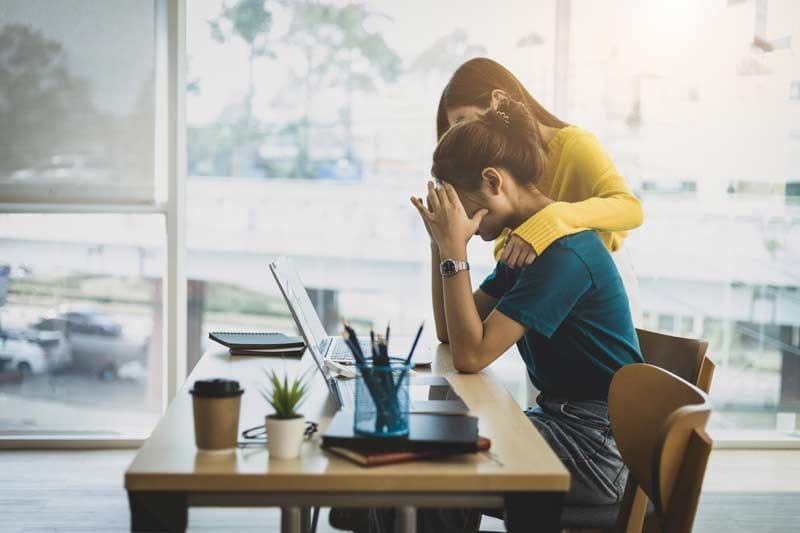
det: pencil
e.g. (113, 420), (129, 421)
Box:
(404, 323), (424, 365)
(343, 322), (366, 362)
(342, 328), (367, 367)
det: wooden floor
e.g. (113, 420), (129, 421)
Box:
(0, 450), (798, 532)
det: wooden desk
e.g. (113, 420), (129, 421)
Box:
(125, 341), (569, 532)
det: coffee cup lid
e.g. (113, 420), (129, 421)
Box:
(190, 378), (244, 398)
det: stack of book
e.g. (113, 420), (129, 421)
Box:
(209, 331), (306, 357)
(321, 410), (491, 467)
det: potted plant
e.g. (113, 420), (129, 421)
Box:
(260, 368), (312, 460)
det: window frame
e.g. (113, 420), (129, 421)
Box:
(0, 0), (187, 448)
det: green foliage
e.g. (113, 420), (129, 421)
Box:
(279, 1), (402, 175)
(259, 367), (313, 419)
(209, 0), (274, 52)
(0, 25), (96, 175)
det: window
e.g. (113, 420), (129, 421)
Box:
(568, 0), (800, 438)
(0, 1), (156, 204)
(0, 214), (164, 437)
(185, 0), (556, 389)
(184, 0), (800, 442)
(0, 1), (166, 441)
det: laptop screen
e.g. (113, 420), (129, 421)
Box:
(269, 258), (329, 355)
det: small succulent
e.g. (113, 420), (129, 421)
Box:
(259, 368), (313, 419)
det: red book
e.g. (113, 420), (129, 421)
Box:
(325, 436), (492, 467)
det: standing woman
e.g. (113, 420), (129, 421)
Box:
(435, 57), (644, 326)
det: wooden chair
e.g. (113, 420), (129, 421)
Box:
(482, 330), (717, 532)
(608, 363), (712, 533)
(560, 330), (715, 532)
(635, 329), (715, 394)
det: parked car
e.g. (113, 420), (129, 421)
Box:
(24, 329), (73, 371)
(56, 306), (123, 337)
(0, 332), (48, 380)
(32, 310), (147, 381)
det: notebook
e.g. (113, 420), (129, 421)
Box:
(228, 346), (307, 357)
(321, 411), (480, 453)
(209, 331), (306, 356)
(325, 436), (491, 467)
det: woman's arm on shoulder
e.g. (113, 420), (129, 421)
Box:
(505, 132), (643, 258)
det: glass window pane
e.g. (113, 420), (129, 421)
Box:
(186, 0), (554, 392)
(187, 0), (800, 439)
(568, 0), (800, 436)
(0, 214), (164, 437)
(0, 0), (155, 204)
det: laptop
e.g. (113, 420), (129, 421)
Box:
(269, 257), (468, 415)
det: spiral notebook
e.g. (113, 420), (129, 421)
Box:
(209, 331), (306, 357)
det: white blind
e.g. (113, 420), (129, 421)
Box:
(0, 0), (156, 204)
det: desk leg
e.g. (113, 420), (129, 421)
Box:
(281, 506), (302, 533)
(394, 506), (417, 533)
(128, 491), (187, 532)
(504, 492), (563, 533)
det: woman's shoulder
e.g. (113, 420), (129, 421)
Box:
(550, 125), (600, 153)
(550, 125), (611, 169)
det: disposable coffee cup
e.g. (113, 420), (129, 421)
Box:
(190, 378), (244, 451)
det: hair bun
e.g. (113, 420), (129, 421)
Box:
(488, 95), (534, 138)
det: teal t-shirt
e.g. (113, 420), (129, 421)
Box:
(480, 230), (643, 400)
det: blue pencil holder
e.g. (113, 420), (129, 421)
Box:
(354, 357), (412, 437)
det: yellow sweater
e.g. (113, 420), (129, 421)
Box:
(493, 125), (644, 260)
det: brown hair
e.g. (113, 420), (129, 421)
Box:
(432, 96), (544, 190)
(436, 57), (568, 151)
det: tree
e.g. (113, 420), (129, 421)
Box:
(0, 24), (96, 176)
(208, 1), (277, 176)
(282, 2), (400, 176)
(209, 0), (275, 127)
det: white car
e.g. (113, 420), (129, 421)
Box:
(0, 337), (48, 378)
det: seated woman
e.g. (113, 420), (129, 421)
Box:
(369, 97), (644, 533)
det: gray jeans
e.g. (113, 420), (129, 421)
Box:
(367, 394), (627, 533)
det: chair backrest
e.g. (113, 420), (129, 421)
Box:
(610, 364), (712, 533)
(635, 328), (711, 393)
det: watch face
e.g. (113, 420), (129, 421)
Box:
(441, 259), (456, 276)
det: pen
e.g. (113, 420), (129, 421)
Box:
(405, 322), (424, 366)
(343, 322), (366, 362)
(342, 328), (367, 367)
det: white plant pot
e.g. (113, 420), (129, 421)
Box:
(265, 415), (305, 460)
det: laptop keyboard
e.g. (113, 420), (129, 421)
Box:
(329, 338), (372, 362)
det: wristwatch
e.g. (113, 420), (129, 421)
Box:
(440, 258), (470, 278)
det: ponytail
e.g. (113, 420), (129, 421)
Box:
(432, 96), (545, 190)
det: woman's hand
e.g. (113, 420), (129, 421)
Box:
(411, 181), (488, 256)
(416, 196), (437, 246)
(501, 233), (537, 269)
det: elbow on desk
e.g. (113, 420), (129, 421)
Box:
(451, 350), (484, 374)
